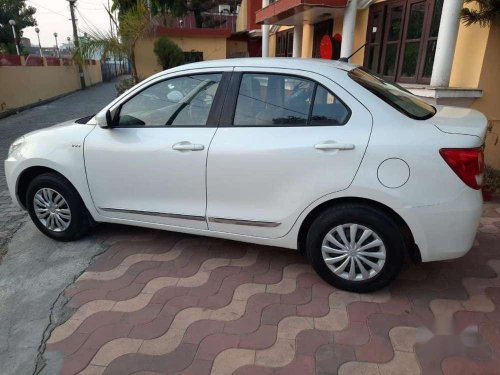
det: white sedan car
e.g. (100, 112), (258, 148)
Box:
(5, 59), (487, 292)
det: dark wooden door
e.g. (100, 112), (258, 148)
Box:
(379, 0), (406, 81)
(396, 0), (431, 83)
(364, 0), (443, 84)
(313, 20), (334, 58)
(276, 29), (293, 57)
(418, 0), (443, 83)
(363, 3), (386, 72)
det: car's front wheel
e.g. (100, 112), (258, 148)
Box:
(306, 204), (405, 293)
(26, 173), (90, 241)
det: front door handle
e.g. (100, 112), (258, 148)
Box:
(172, 142), (205, 151)
(314, 142), (355, 151)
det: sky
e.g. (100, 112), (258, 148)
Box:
(23, 0), (114, 48)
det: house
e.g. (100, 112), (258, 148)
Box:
(254, 0), (500, 168)
(135, 1), (255, 78)
(133, 0), (499, 167)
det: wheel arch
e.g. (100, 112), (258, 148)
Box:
(17, 166), (83, 210)
(296, 196), (421, 262)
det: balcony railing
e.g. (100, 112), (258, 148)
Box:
(161, 11), (237, 33)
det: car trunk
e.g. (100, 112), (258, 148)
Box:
(430, 106), (488, 142)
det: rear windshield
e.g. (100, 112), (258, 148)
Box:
(348, 68), (436, 120)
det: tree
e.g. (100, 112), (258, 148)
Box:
(461, 0), (500, 27)
(154, 36), (184, 70)
(0, 0), (36, 53)
(150, 0), (187, 18)
(113, 1), (225, 28)
(111, 0), (139, 15)
(151, 0), (224, 28)
(75, 2), (152, 83)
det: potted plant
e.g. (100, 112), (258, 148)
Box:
(483, 165), (500, 201)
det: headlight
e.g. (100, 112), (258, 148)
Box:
(8, 136), (25, 157)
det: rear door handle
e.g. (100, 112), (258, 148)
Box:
(314, 142), (355, 151)
(172, 142), (205, 151)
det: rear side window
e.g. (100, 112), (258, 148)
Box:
(233, 73), (350, 126)
(310, 85), (350, 126)
(348, 68), (435, 120)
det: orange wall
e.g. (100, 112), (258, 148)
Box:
(0, 61), (101, 114)
(135, 36), (228, 79)
(471, 24), (500, 168)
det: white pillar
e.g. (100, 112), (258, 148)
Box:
(262, 0), (270, 57)
(292, 24), (303, 58)
(340, 0), (358, 61)
(430, 0), (463, 87)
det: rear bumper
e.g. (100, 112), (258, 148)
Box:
(396, 188), (482, 262)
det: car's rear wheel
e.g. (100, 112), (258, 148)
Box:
(26, 173), (90, 241)
(306, 204), (405, 292)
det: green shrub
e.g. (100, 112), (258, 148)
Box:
(484, 165), (500, 191)
(154, 36), (185, 70)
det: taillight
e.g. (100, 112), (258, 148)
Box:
(439, 148), (484, 190)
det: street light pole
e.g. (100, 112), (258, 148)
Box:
(68, 0), (86, 90)
(35, 27), (43, 57)
(9, 20), (20, 56)
(53, 32), (60, 58)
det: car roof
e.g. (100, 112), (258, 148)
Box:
(163, 58), (358, 76)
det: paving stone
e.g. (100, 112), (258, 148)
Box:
(233, 365), (273, 375)
(316, 343), (356, 375)
(274, 354), (315, 375)
(196, 333), (239, 360)
(182, 319), (225, 344)
(334, 321), (370, 346)
(347, 301), (380, 322)
(296, 329), (332, 356)
(239, 325), (278, 350)
(355, 335), (394, 363)
(261, 303), (297, 325)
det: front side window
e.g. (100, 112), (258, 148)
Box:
(117, 73), (222, 127)
(349, 67), (435, 119)
(233, 73), (350, 126)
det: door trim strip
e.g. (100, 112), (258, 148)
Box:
(99, 207), (206, 222)
(99, 208), (281, 227)
(208, 217), (281, 228)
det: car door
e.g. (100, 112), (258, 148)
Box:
(206, 68), (372, 238)
(85, 70), (230, 229)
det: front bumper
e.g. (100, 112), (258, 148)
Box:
(4, 158), (23, 209)
(396, 188), (483, 262)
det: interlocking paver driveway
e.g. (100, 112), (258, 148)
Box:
(44, 201), (500, 375)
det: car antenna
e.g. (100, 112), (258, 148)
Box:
(339, 42), (368, 62)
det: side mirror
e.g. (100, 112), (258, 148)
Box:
(95, 109), (114, 128)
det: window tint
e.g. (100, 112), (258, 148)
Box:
(310, 85), (350, 126)
(117, 74), (222, 127)
(233, 74), (315, 126)
(348, 68), (435, 120)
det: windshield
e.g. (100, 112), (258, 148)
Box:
(348, 68), (436, 120)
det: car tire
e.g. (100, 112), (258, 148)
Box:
(26, 173), (90, 241)
(306, 203), (405, 293)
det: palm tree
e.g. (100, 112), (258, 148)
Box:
(75, 2), (152, 83)
(461, 0), (500, 27)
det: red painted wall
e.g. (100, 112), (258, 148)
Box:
(247, 0), (262, 30)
